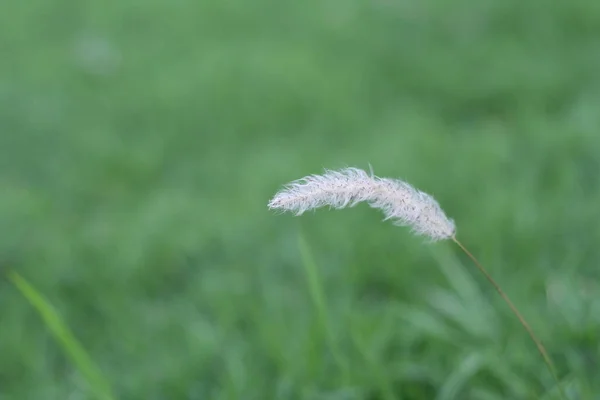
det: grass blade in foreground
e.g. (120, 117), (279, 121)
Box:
(268, 166), (566, 399)
(8, 270), (115, 400)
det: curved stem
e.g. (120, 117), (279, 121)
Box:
(452, 236), (566, 399)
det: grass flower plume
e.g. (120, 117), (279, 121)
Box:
(268, 166), (566, 399)
(268, 167), (455, 241)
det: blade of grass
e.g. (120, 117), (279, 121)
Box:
(436, 352), (485, 400)
(297, 234), (348, 382)
(8, 270), (115, 400)
(351, 329), (398, 400)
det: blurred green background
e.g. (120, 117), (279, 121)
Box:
(2, 0), (600, 399)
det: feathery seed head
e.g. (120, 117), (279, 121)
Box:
(268, 167), (455, 241)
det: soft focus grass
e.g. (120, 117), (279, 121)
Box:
(1, 0), (600, 398)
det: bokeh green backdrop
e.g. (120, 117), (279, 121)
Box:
(2, 0), (600, 399)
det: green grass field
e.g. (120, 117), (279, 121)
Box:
(2, 0), (600, 398)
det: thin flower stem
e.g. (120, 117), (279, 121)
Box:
(452, 236), (566, 400)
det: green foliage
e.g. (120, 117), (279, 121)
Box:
(1, 0), (600, 398)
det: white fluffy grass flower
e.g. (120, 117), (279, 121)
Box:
(268, 167), (455, 241)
